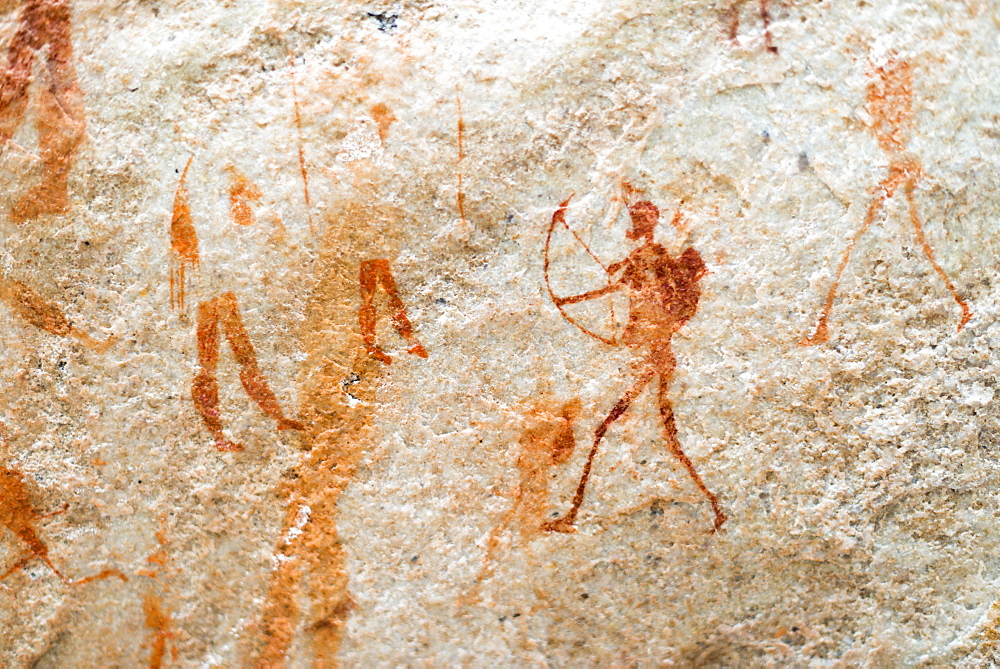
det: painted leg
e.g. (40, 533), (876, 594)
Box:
(10, 2), (85, 224)
(10, 83), (85, 223)
(544, 364), (657, 533)
(801, 187), (888, 345)
(658, 372), (727, 533)
(375, 260), (427, 358)
(192, 296), (242, 451)
(0, 553), (37, 583)
(217, 292), (304, 432)
(359, 260), (392, 364)
(723, 2), (740, 43)
(761, 0), (778, 53)
(904, 184), (973, 331)
(71, 568), (128, 586)
(0, 16), (34, 144)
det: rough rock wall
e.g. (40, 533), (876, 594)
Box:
(2, 0), (1000, 666)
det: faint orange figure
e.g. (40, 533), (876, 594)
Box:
(0, 273), (113, 351)
(227, 165), (262, 227)
(544, 196), (726, 533)
(0, 465), (126, 585)
(136, 518), (177, 668)
(169, 157), (199, 312)
(0, 0), (86, 222)
(467, 399), (580, 601)
(370, 102), (396, 145)
(723, 0), (778, 53)
(192, 292), (305, 452)
(359, 258), (428, 365)
(455, 90), (468, 227)
(802, 54), (972, 345)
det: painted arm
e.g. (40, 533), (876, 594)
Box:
(553, 255), (631, 306)
(554, 282), (621, 306)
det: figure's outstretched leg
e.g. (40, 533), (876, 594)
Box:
(4, 531), (68, 584)
(801, 188), (888, 345)
(0, 551), (122, 586)
(544, 365), (657, 533)
(461, 505), (514, 606)
(217, 292), (304, 433)
(192, 296), (242, 451)
(0, 553), (40, 583)
(657, 369), (727, 533)
(68, 327), (117, 353)
(71, 568), (127, 586)
(359, 260), (392, 364)
(10, 83), (84, 223)
(904, 183), (972, 332)
(0, 276), (114, 351)
(38, 502), (69, 519)
(374, 259), (427, 358)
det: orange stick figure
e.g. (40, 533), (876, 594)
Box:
(802, 54), (972, 345)
(227, 165), (263, 227)
(143, 594), (177, 669)
(0, 465), (126, 585)
(359, 259), (428, 365)
(192, 292), (305, 452)
(0, 0), (86, 223)
(544, 198), (726, 533)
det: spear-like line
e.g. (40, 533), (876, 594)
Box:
(289, 54), (315, 237)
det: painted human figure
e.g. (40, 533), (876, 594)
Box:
(169, 159), (304, 451)
(802, 54), (972, 345)
(545, 199), (726, 533)
(465, 398), (580, 602)
(0, 0), (86, 222)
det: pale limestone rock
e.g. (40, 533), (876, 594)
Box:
(1, 0), (1000, 666)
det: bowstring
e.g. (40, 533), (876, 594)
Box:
(556, 196), (620, 337)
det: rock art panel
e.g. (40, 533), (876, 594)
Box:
(2, 1), (1000, 666)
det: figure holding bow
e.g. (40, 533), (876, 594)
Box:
(543, 192), (726, 533)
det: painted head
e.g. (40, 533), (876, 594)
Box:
(626, 200), (659, 241)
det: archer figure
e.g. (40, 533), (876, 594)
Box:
(543, 195), (726, 533)
(802, 53), (972, 345)
(0, 0), (86, 223)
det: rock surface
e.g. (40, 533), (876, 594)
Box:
(1, 0), (1000, 665)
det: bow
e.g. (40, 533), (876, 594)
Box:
(544, 195), (619, 346)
